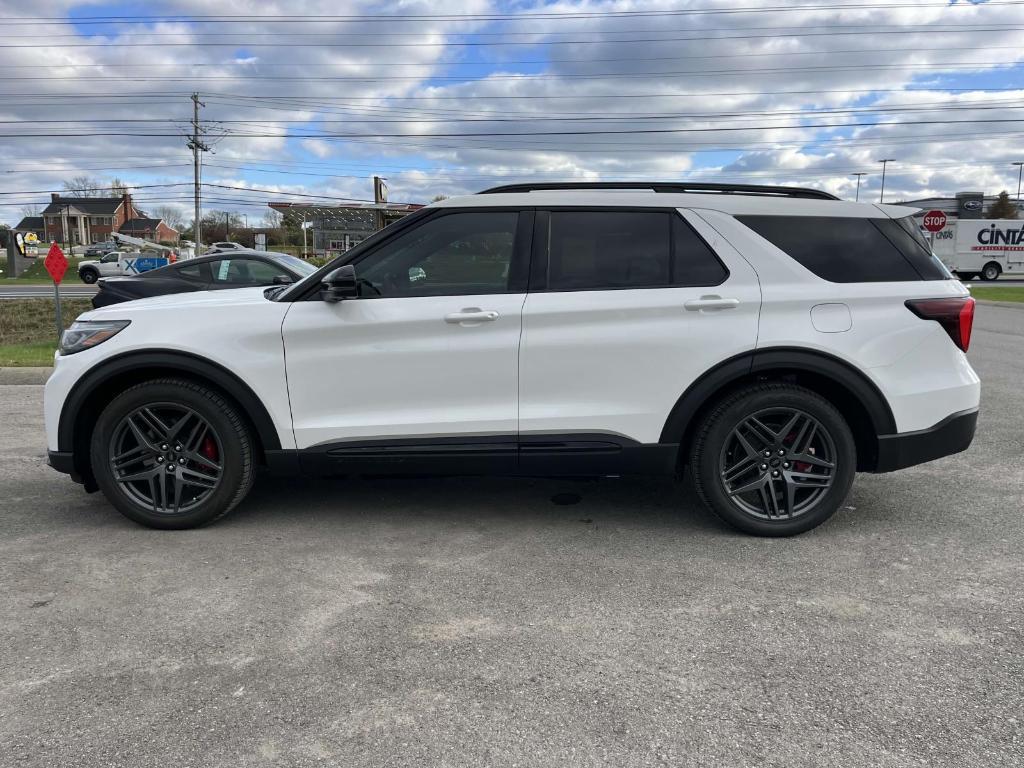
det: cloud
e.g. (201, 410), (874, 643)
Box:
(1, 0), (1023, 224)
(301, 139), (333, 159)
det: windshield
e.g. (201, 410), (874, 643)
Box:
(268, 253), (318, 276)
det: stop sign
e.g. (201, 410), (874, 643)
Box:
(923, 210), (947, 233)
(44, 242), (68, 284)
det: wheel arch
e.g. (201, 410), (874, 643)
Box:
(660, 347), (896, 472)
(59, 351), (282, 489)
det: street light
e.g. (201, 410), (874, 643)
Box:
(878, 159), (895, 203)
(1013, 161), (1024, 203)
(852, 172), (867, 202)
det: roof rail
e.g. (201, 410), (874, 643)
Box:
(478, 181), (839, 201)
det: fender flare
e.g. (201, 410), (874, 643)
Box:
(58, 350), (282, 453)
(658, 347), (897, 444)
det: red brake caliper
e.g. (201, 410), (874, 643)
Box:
(786, 431), (812, 473)
(200, 435), (219, 467)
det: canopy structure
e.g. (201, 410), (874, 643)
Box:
(268, 201), (424, 255)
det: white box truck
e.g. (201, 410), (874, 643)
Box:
(930, 218), (1024, 281)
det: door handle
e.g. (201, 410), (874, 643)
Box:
(444, 308), (500, 325)
(684, 295), (740, 312)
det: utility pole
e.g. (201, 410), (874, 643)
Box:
(1013, 161), (1024, 203)
(852, 172), (867, 202)
(878, 159), (894, 203)
(225, 210), (230, 242)
(188, 93), (209, 250)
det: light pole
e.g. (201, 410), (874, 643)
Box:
(852, 172), (867, 202)
(878, 159), (895, 203)
(1013, 161), (1024, 203)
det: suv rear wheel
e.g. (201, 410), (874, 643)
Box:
(690, 383), (856, 536)
(90, 379), (255, 529)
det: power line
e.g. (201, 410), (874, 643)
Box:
(5, 2), (1023, 24)
(4, 115), (1021, 139)
(1, 61), (1020, 83)
(6, 101), (1023, 125)
(3, 22), (1021, 42)
(2, 44), (1022, 70)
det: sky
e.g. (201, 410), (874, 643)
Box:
(2, 0), (1024, 227)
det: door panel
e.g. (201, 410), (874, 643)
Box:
(519, 209), (761, 445)
(281, 209), (530, 450)
(282, 294), (526, 448)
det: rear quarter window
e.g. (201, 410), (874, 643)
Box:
(736, 215), (951, 282)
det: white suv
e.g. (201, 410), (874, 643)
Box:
(44, 183), (980, 535)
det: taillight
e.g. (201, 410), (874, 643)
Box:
(905, 296), (975, 352)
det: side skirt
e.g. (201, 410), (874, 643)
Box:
(265, 434), (679, 478)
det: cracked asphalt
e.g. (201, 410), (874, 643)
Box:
(1, 305), (1022, 767)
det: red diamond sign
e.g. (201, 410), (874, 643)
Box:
(44, 242), (68, 284)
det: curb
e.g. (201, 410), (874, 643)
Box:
(0, 367), (52, 385)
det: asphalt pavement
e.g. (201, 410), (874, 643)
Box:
(1, 305), (1022, 767)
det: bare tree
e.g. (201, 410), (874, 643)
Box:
(151, 205), (186, 231)
(62, 175), (104, 197)
(19, 203), (41, 218)
(262, 209), (284, 229)
(108, 177), (130, 196)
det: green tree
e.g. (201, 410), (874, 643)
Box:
(987, 190), (1019, 219)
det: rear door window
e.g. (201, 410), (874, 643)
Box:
(737, 215), (950, 282)
(544, 210), (726, 291)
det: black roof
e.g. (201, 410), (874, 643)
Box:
(120, 217), (165, 233)
(15, 216), (44, 231)
(41, 196), (124, 215)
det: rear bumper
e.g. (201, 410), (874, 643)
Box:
(873, 408), (978, 473)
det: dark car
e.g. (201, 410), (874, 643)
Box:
(83, 241), (117, 257)
(91, 250), (317, 308)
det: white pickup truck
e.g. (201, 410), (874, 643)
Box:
(77, 251), (172, 284)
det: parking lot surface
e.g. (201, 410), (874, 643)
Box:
(1, 306), (1022, 767)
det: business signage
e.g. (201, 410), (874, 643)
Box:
(972, 223), (1024, 252)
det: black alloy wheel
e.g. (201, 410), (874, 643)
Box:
(108, 403), (224, 515)
(718, 408), (836, 520)
(691, 383), (856, 536)
(90, 379), (255, 529)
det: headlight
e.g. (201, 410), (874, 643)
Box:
(59, 320), (130, 355)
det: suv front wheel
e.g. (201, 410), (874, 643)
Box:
(90, 379), (255, 529)
(690, 383), (856, 536)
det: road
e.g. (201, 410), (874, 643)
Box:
(1, 306), (1022, 767)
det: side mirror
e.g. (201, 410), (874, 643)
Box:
(321, 264), (358, 302)
(272, 274), (294, 285)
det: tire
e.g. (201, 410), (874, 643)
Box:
(79, 269), (98, 284)
(980, 262), (1001, 281)
(690, 383), (856, 537)
(90, 378), (255, 529)
(955, 272), (977, 281)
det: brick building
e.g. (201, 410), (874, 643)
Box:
(13, 215), (45, 239)
(40, 193), (179, 245)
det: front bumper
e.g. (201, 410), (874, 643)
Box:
(874, 408), (978, 473)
